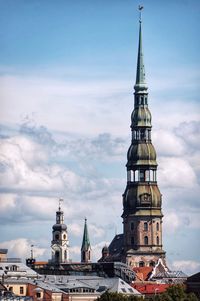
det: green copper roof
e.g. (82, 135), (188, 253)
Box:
(134, 20), (147, 91)
(81, 218), (91, 250)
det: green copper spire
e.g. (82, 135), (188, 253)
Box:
(81, 218), (90, 250)
(134, 7), (147, 92)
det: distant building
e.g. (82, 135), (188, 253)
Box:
(51, 200), (69, 264)
(81, 218), (92, 263)
(0, 249), (8, 262)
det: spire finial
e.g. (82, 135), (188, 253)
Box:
(134, 5), (147, 91)
(138, 5), (144, 23)
(59, 198), (63, 211)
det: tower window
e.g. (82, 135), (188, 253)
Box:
(55, 234), (59, 240)
(139, 170), (145, 181)
(63, 234), (66, 240)
(131, 237), (134, 245)
(144, 222), (148, 231)
(130, 222), (134, 231)
(139, 261), (144, 267)
(144, 236), (148, 245)
(157, 236), (159, 245)
(140, 130), (145, 140)
(156, 222), (159, 231)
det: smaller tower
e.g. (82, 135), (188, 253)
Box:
(51, 199), (69, 264)
(81, 218), (91, 263)
(102, 245), (109, 260)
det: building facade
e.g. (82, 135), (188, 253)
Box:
(51, 200), (69, 264)
(122, 16), (166, 267)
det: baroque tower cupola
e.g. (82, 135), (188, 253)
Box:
(122, 6), (165, 267)
(51, 199), (69, 264)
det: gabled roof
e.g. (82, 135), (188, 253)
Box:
(133, 267), (153, 281)
(187, 272), (200, 282)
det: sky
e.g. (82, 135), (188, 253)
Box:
(0, 0), (200, 276)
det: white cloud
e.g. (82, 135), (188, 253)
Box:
(163, 212), (181, 233)
(159, 157), (197, 188)
(0, 238), (46, 259)
(170, 260), (200, 276)
(153, 129), (186, 156)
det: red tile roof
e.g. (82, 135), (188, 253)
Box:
(133, 267), (153, 281)
(132, 283), (171, 295)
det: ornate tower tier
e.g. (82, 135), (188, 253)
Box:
(51, 199), (69, 264)
(122, 13), (165, 268)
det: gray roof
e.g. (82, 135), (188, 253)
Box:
(0, 249), (8, 254)
(0, 261), (38, 278)
(40, 275), (141, 296)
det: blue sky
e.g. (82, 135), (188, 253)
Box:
(0, 0), (200, 275)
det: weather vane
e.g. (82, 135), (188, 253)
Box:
(138, 5), (144, 23)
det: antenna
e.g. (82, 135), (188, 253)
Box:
(31, 244), (34, 259)
(138, 5), (144, 23)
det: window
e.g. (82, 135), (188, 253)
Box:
(9, 287), (13, 292)
(156, 222), (159, 231)
(131, 237), (134, 245)
(139, 170), (145, 182)
(20, 287), (24, 294)
(139, 261), (144, 267)
(10, 265), (17, 271)
(63, 234), (66, 239)
(55, 234), (59, 240)
(140, 130), (145, 140)
(144, 236), (148, 245)
(130, 222), (134, 231)
(157, 236), (159, 245)
(36, 292), (41, 298)
(144, 222), (148, 231)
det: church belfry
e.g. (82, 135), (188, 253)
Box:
(51, 199), (69, 264)
(122, 8), (165, 267)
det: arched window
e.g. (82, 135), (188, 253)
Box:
(55, 234), (59, 240)
(144, 236), (148, 245)
(64, 250), (67, 260)
(139, 261), (144, 267)
(157, 236), (159, 245)
(144, 222), (148, 231)
(156, 222), (159, 231)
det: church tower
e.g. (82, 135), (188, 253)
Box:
(122, 9), (166, 267)
(51, 199), (69, 264)
(81, 218), (91, 263)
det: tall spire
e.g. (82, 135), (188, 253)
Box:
(134, 6), (147, 92)
(81, 218), (90, 250)
(81, 218), (91, 263)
